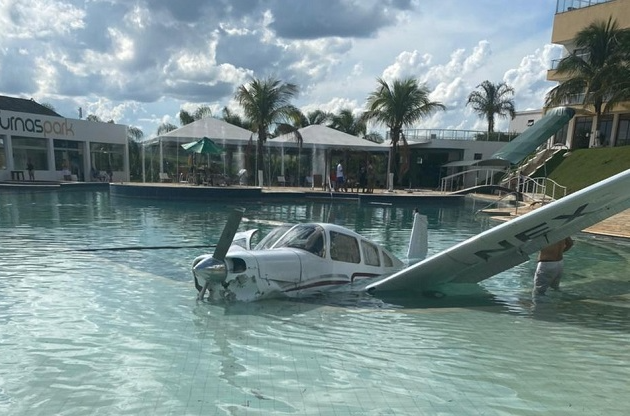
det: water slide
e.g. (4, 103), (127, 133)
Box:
(488, 107), (575, 166)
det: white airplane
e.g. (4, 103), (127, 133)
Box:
(192, 209), (429, 302)
(193, 167), (630, 302)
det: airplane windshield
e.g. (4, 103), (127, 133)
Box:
(254, 224), (293, 250)
(273, 224), (325, 257)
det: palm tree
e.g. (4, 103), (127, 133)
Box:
(235, 76), (300, 185)
(127, 126), (144, 181)
(40, 102), (56, 112)
(156, 122), (177, 136)
(364, 77), (445, 186)
(328, 108), (367, 137)
(466, 81), (516, 136)
(545, 17), (630, 146)
(221, 106), (252, 130)
(179, 110), (195, 126)
(294, 109), (332, 128)
(179, 105), (213, 126)
(363, 131), (384, 144)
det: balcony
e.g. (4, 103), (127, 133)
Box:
(550, 49), (589, 70)
(561, 93), (586, 105)
(556, 0), (614, 14)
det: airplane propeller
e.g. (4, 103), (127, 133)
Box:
(194, 207), (245, 300)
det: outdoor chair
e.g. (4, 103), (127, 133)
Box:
(159, 172), (173, 182)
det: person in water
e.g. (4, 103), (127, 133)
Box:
(533, 236), (574, 296)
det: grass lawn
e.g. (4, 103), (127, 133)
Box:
(541, 146), (630, 194)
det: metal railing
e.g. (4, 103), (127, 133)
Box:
(556, 0), (613, 13)
(473, 192), (520, 216)
(516, 176), (567, 202)
(392, 128), (518, 143)
(550, 50), (590, 70)
(439, 168), (506, 192)
(473, 176), (568, 216)
(449, 169), (567, 201)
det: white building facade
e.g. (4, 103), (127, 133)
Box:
(0, 109), (129, 182)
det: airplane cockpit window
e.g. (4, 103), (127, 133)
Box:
(383, 251), (394, 267)
(273, 224), (325, 257)
(361, 240), (380, 266)
(254, 224), (293, 250)
(329, 231), (360, 264)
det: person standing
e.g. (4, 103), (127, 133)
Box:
(27, 159), (35, 181)
(359, 163), (367, 193)
(366, 161), (375, 193)
(336, 160), (345, 192)
(533, 236), (574, 296)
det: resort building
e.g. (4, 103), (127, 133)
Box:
(402, 129), (510, 189)
(0, 95), (129, 182)
(510, 110), (544, 134)
(145, 116), (508, 190)
(548, 0), (630, 148)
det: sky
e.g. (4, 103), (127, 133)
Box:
(0, 0), (564, 139)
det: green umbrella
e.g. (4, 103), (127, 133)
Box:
(181, 137), (225, 154)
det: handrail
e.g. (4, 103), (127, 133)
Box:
(473, 192), (520, 216)
(556, 0), (613, 14)
(440, 168), (506, 192)
(517, 176), (567, 201)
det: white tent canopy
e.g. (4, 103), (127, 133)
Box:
(145, 117), (254, 146)
(269, 125), (388, 151)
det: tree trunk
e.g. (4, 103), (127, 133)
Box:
(257, 139), (265, 186)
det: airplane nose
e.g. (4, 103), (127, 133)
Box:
(193, 256), (227, 285)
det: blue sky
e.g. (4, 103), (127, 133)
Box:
(0, 0), (562, 138)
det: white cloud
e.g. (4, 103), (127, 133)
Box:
(0, 0), (560, 137)
(382, 50), (432, 81)
(0, 0), (85, 40)
(504, 44), (564, 110)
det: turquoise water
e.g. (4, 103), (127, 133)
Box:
(1, 190), (629, 415)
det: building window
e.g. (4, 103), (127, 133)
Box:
(0, 135), (5, 170)
(597, 116), (613, 146)
(11, 136), (49, 170)
(554, 122), (569, 146)
(572, 116), (592, 149)
(616, 116), (630, 147)
(474, 153), (482, 160)
(54, 139), (85, 180)
(91, 142), (124, 172)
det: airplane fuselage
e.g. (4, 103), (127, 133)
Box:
(193, 222), (406, 302)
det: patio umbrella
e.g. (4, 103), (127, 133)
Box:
(181, 137), (225, 154)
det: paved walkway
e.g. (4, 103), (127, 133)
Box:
(477, 196), (630, 239)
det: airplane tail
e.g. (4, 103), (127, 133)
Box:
(407, 209), (428, 264)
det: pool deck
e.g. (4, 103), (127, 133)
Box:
(2, 179), (629, 240)
(480, 200), (630, 240)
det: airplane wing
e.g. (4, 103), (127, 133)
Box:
(367, 168), (630, 294)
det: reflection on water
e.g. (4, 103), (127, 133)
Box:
(1, 189), (629, 415)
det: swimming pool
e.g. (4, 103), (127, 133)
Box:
(1, 190), (629, 415)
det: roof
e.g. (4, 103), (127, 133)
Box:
(146, 117), (254, 145)
(269, 124), (388, 151)
(0, 95), (62, 117)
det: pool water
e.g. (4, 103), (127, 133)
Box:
(1, 190), (629, 415)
